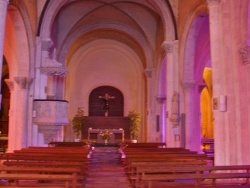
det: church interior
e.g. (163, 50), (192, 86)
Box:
(0, 0), (250, 187)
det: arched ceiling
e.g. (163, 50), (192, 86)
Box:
(65, 30), (146, 66)
(47, 0), (165, 67)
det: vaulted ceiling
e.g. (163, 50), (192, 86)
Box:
(48, 0), (166, 67)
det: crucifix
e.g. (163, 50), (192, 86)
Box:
(98, 93), (115, 116)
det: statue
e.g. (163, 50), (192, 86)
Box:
(169, 91), (180, 125)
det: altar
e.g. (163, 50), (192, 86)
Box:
(82, 117), (130, 140)
(88, 128), (124, 143)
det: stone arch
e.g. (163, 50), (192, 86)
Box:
(39, 0), (176, 41)
(180, 3), (210, 151)
(4, 3), (34, 150)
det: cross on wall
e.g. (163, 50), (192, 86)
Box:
(98, 93), (115, 116)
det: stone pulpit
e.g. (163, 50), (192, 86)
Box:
(33, 99), (69, 143)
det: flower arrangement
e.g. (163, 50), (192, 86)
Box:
(72, 107), (85, 138)
(99, 130), (113, 140)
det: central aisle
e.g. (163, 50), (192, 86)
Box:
(84, 146), (131, 188)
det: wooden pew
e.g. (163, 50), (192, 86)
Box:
(0, 165), (85, 176)
(13, 149), (90, 156)
(1, 152), (88, 162)
(20, 146), (91, 153)
(122, 146), (213, 187)
(2, 146), (90, 165)
(0, 162), (85, 187)
(140, 165), (250, 188)
(120, 142), (166, 149)
(2, 160), (87, 168)
(124, 153), (209, 171)
(48, 141), (87, 147)
(122, 148), (196, 155)
(124, 153), (210, 163)
(122, 147), (189, 152)
(128, 161), (208, 187)
(0, 146), (89, 187)
(0, 173), (81, 188)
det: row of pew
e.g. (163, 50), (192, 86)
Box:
(0, 144), (91, 188)
(120, 142), (250, 188)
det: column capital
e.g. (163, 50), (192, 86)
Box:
(206, 0), (221, 7)
(14, 77), (33, 89)
(239, 42), (250, 65)
(161, 41), (173, 55)
(4, 79), (14, 91)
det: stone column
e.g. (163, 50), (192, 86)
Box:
(162, 41), (181, 147)
(0, 0), (9, 106)
(157, 96), (166, 143)
(14, 77), (33, 149)
(182, 81), (201, 151)
(207, 0), (225, 164)
(144, 68), (154, 141)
